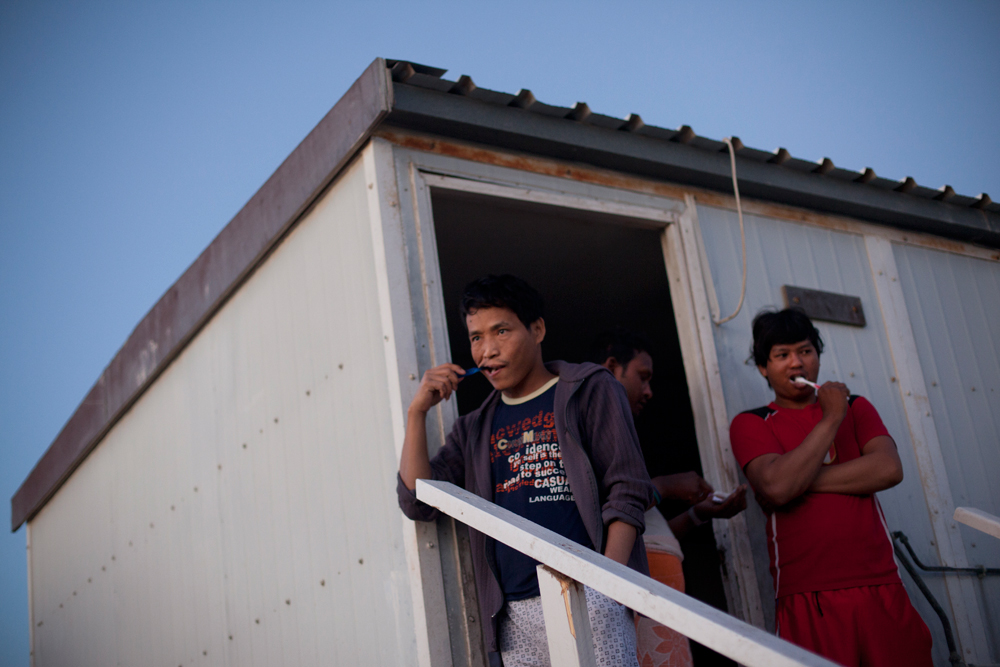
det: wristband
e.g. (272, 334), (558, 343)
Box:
(688, 506), (706, 527)
(652, 487), (662, 506)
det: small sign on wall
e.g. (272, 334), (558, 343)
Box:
(782, 285), (866, 327)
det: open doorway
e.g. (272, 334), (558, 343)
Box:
(431, 188), (735, 667)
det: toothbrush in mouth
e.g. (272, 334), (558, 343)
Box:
(791, 376), (820, 390)
(469, 365), (504, 378)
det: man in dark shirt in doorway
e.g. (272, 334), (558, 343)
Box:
(398, 274), (653, 667)
(593, 328), (747, 667)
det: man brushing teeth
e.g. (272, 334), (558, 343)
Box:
(398, 274), (652, 667)
(469, 307), (550, 391)
(729, 308), (931, 667)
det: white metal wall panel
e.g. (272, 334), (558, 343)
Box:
(27, 158), (418, 667)
(894, 243), (1000, 660)
(694, 204), (951, 663)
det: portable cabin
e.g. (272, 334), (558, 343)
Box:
(12, 58), (1000, 667)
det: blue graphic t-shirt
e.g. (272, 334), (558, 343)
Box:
(490, 377), (593, 600)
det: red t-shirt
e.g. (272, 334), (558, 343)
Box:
(730, 396), (901, 598)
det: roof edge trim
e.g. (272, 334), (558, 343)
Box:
(11, 58), (393, 531)
(385, 83), (1000, 248)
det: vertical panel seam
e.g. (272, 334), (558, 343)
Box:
(864, 235), (988, 662)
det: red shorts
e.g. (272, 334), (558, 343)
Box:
(776, 584), (933, 667)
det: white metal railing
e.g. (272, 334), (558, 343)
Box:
(954, 507), (1000, 540)
(417, 479), (838, 667)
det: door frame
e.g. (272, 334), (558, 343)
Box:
(373, 136), (767, 635)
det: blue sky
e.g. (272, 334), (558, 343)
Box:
(1, 1), (997, 662)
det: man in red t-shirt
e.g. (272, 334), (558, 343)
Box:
(729, 309), (932, 667)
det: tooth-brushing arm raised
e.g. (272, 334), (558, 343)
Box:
(743, 382), (849, 508)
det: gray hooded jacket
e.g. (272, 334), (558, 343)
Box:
(397, 360), (655, 655)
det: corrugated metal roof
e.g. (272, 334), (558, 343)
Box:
(385, 58), (999, 220)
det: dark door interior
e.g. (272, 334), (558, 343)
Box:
(431, 188), (734, 667)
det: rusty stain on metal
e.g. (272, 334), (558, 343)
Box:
(377, 129), (690, 201)
(378, 129), (997, 259)
(559, 576), (576, 639)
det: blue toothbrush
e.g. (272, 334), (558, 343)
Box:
(463, 367), (481, 377)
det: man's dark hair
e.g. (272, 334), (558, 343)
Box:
(751, 308), (824, 367)
(589, 327), (654, 368)
(459, 274), (544, 329)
